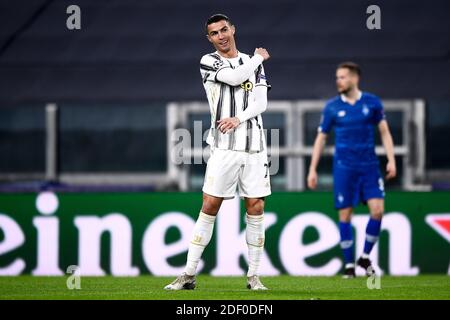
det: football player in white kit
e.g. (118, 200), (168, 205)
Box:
(165, 14), (272, 291)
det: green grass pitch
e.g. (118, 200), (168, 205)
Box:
(0, 275), (449, 300)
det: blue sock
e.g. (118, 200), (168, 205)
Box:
(363, 218), (382, 255)
(339, 222), (355, 266)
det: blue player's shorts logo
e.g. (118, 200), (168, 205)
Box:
(378, 178), (385, 192)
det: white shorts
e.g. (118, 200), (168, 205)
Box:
(202, 147), (272, 199)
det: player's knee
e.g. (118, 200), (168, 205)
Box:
(202, 199), (221, 215)
(369, 202), (384, 220)
(201, 195), (222, 215)
(245, 198), (265, 214)
(339, 215), (352, 223)
(339, 209), (352, 222)
(371, 208), (384, 220)
(201, 202), (220, 215)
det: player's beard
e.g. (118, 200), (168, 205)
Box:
(338, 84), (353, 95)
(339, 88), (350, 95)
(220, 45), (231, 54)
(217, 39), (232, 54)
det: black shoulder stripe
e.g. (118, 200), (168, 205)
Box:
(200, 63), (216, 71)
(208, 53), (221, 61)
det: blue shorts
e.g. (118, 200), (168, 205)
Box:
(333, 163), (385, 209)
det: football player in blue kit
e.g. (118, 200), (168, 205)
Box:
(308, 62), (397, 278)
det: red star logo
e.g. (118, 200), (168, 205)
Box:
(426, 214), (450, 243)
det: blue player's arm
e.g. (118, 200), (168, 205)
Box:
(307, 132), (328, 190)
(373, 96), (396, 180)
(378, 120), (397, 180)
(308, 104), (334, 190)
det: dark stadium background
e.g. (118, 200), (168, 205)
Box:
(1, 0), (449, 189)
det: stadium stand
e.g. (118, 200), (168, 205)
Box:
(0, 0), (449, 104)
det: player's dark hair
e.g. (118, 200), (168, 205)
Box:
(205, 14), (232, 34)
(337, 62), (361, 77)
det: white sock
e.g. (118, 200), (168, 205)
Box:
(245, 213), (265, 277)
(184, 212), (216, 276)
(362, 253), (370, 259)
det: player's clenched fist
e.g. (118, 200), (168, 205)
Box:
(217, 117), (240, 133)
(307, 170), (318, 190)
(254, 48), (270, 61)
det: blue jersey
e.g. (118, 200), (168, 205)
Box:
(318, 92), (385, 167)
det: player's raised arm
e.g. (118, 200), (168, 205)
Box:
(216, 48), (270, 86)
(307, 132), (327, 190)
(378, 120), (397, 180)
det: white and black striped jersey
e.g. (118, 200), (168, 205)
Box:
(199, 51), (271, 152)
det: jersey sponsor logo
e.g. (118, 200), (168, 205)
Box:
(338, 110), (346, 117)
(241, 81), (253, 92)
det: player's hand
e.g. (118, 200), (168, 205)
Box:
(217, 117), (240, 133)
(386, 161), (397, 180)
(254, 48), (270, 61)
(307, 170), (318, 190)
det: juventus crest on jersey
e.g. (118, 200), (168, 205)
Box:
(199, 52), (271, 152)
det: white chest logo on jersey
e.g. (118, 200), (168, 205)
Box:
(338, 110), (346, 117)
(213, 60), (223, 70)
(362, 105), (370, 116)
